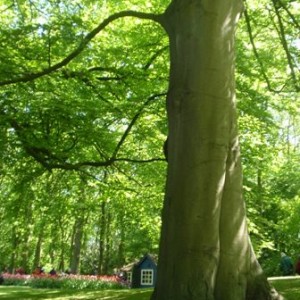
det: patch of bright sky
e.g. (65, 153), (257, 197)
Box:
(293, 39), (300, 49)
(290, 2), (300, 10)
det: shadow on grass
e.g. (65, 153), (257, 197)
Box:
(3, 279), (300, 300)
(0, 286), (152, 300)
(0, 276), (300, 300)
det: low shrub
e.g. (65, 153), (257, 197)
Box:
(259, 250), (281, 277)
(1, 273), (126, 290)
(1, 274), (30, 286)
(59, 275), (124, 290)
(29, 276), (62, 289)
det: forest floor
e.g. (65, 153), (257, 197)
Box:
(0, 278), (299, 300)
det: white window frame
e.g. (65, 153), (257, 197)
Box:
(127, 271), (132, 283)
(140, 269), (154, 285)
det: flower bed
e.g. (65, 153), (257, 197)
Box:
(1, 273), (126, 290)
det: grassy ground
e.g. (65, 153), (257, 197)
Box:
(0, 286), (152, 300)
(269, 277), (300, 300)
(1, 278), (300, 300)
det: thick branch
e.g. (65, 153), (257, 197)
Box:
(3, 92), (167, 171)
(43, 157), (165, 171)
(0, 10), (163, 86)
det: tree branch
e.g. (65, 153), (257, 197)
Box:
(270, 0), (300, 91)
(44, 157), (165, 171)
(143, 45), (169, 70)
(243, 8), (283, 93)
(111, 92), (167, 160)
(2, 92), (167, 171)
(272, 0), (300, 31)
(0, 10), (164, 86)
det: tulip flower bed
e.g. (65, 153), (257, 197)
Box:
(1, 273), (126, 290)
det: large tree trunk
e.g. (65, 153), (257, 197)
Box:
(152, 1), (282, 299)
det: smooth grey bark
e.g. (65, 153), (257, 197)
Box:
(150, 0), (283, 299)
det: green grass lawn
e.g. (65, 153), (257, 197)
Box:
(1, 278), (300, 300)
(269, 277), (300, 300)
(0, 286), (152, 300)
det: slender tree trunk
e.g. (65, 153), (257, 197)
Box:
(58, 248), (65, 272)
(117, 227), (125, 268)
(33, 228), (43, 270)
(9, 227), (18, 273)
(69, 216), (84, 274)
(69, 177), (87, 274)
(152, 1), (282, 299)
(97, 201), (106, 274)
(103, 211), (112, 274)
(20, 241), (30, 273)
(58, 218), (66, 272)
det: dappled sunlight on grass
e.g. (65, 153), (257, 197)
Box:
(0, 286), (152, 300)
(3, 281), (300, 300)
(2, 280), (300, 300)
